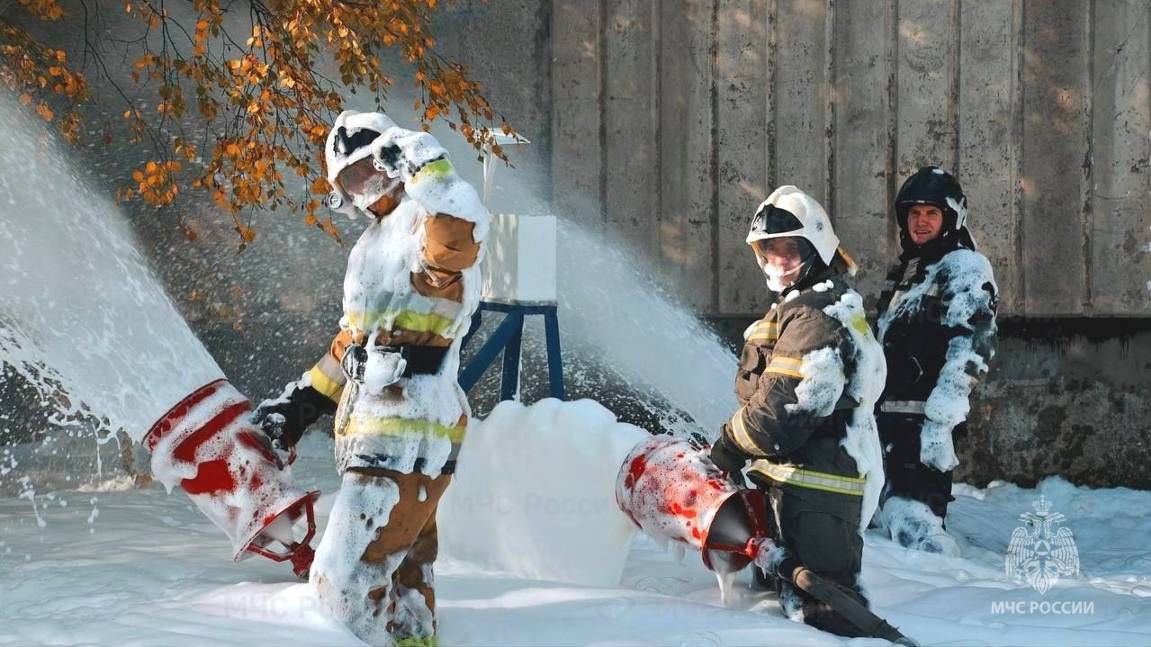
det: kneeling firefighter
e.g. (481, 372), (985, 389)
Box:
(251, 111), (489, 646)
(709, 186), (886, 637)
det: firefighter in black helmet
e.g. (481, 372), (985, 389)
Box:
(873, 166), (998, 555)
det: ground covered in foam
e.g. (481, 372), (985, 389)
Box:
(3, 419), (1151, 646)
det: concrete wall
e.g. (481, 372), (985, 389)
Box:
(550, 0), (1151, 317)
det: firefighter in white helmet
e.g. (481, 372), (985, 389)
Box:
(252, 110), (489, 646)
(709, 186), (886, 637)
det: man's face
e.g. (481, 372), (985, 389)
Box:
(335, 157), (402, 215)
(755, 236), (809, 290)
(907, 204), (945, 245)
(336, 158), (384, 196)
(757, 237), (805, 272)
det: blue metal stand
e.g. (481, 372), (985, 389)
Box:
(459, 301), (565, 401)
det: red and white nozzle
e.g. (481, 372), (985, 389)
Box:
(615, 437), (772, 575)
(144, 379), (320, 577)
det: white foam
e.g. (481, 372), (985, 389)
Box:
(823, 289), (887, 530)
(439, 398), (647, 587)
(786, 346), (845, 418)
(556, 221), (739, 435)
(0, 90), (224, 444)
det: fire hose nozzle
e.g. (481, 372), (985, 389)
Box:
(144, 379), (321, 573)
(615, 437), (772, 574)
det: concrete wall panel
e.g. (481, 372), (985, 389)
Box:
(958, 0), (1023, 313)
(604, 0), (660, 253)
(773, 0), (831, 206)
(895, 0), (959, 178)
(1090, 0), (1151, 314)
(1021, 0), (1091, 315)
(551, 0), (603, 228)
(658, 0), (717, 311)
(715, 0), (771, 314)
(830, 0), (895, 308)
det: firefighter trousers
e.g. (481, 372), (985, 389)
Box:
(763, 482), (869, 638)
(877, 412), (957, 519)
(311, 467), (452, 647)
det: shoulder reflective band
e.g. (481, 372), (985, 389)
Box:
(746, 320), (780, 342)
(765, 356), (803, 379)
(879, 400), (926, 415)
(748, 460), (866, 496)
(729, 407), (767, 455)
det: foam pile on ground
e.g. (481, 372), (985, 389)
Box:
(439, 398), (648, 587)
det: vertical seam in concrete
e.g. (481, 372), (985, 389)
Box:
(710, 0), (720, 313)
(1014, 0), (1027, 311)
(540, 0), (554, 206)
(825, 0), (837, 219)
(1082, 0), (1095, 311)
(952, 0), (962, 175)
(767, 0), (779, 191)
(653, 0), (663, 260)
(598, 0), (608, 229)
(886, 0), (900, 261)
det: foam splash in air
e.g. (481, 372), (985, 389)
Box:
(555, 220), (739, 436)
(0, 90), (224, 494)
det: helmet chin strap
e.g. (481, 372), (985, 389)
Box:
(763, 261), (808, 293)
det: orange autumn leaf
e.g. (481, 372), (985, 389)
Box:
(1, 0), (515, 245)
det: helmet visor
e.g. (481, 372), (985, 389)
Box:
(750, 204), (804, 236)
(335, 157), (389, 196)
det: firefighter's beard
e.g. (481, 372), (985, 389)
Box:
(349, 173), (401, 216)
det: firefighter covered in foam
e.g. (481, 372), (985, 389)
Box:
(251, 110), (489, 646)
(707, 186), (886, 637)
(873, 166), (997, 557)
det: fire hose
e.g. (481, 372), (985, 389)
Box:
(616, 436), (917, 645)
(778, 558), (917, 646)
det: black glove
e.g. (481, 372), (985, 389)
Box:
(708, 430), (749, 487)
(250, 381), (337, 451)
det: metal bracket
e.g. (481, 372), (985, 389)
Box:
(459, 301), (564, 401)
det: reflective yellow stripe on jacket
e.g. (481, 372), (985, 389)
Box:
(345, 416), (467, 443)
(748, 460), (866, 496)
(728, 406), (766, 455)
(308, 360), (345, 402)
(746, 320), (780, 342)
(346, 308), (458, 338)
(765, 355), (803, 379)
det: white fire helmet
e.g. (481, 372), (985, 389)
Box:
(746, 186), (840, 266)
(324, 110), (399, 217)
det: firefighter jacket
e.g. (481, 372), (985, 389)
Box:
(306, 158), (489, 476)
(715, 266), (886, 526)
(874, 237), (997, 471)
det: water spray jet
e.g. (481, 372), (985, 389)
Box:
(0, 90), (319, 576)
